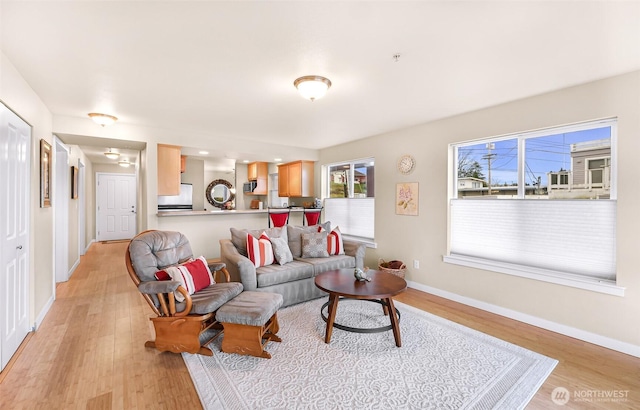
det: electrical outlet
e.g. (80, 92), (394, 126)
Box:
(413, 260), (419, 269)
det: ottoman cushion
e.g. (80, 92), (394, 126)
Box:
(217, 291), (283, 326)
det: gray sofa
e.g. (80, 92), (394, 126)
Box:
(220, 223), (366, 307)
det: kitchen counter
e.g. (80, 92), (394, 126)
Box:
(157, 207), (307, 217)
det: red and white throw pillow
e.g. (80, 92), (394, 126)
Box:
(247, 232), (275, 267)
(155, 256), (215, 302)
(318, 226), (345, 255)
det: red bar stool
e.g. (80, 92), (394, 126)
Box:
(303, 208), (322, 226)
(268, 208), (290, 228)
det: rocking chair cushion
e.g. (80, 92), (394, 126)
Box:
(182, 282), (244, 315)
(129, 230), (193, 282)
(138, 280), (181, 295)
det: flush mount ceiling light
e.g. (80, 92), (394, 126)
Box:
(118, 159), (131, 168)
(293, 75), (331, 102)
(88, 112), (118, 126)
(104, 148), (120, 160)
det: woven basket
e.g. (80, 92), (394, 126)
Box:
(378, 258), (406, 279)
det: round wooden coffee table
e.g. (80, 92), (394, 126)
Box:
(314, 269), (407, 347)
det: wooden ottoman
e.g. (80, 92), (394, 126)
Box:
(217, 291), (283, 359)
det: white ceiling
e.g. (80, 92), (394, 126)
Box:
(2, 1), (640, 161)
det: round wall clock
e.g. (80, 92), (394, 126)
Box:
(397, 155), (416, 175)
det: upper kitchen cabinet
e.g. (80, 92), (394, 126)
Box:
(158, 144), (181, 195)
(247, 161), (265, 181)
(278, 160), (314, 197)
(247, 161), (268, 195)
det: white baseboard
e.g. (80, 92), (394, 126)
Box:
(33, 295), (55, 331)
(407, 280), (640, 358)
(85, 239), (95, 254)
(68, 258), (80, 278)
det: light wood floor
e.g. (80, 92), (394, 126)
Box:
(1, 241), (638, 409)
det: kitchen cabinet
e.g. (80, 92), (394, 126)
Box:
(180, 155), (187, 173)
(278, 160), (314, 197)
(158, 144), (181, 195)
(247, 162), (268, 195)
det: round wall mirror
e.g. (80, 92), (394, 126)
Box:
(206, 179), (235, 209)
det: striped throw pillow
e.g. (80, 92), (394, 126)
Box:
(247, 232), (275, 267)
(154, 256), (215, 302)
(318, 226), (345, 255)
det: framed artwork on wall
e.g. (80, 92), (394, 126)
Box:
(71, 166), (78, 199)
(396, 182), (418, 216)
(40, 139), (51, 207)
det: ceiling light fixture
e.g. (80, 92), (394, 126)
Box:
(293, 75), (331, 102)
(88, 112), (118, 126)
(118, 160), (131, 168)
(104, 148), (120, 160)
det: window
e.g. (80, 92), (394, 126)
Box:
(446, 118), (622, 296)
(328, 159), (375, 198)
(324, 158), (375, 241)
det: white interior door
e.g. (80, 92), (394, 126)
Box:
(96, 173), (137, 241)
(0, 103), (31, 371)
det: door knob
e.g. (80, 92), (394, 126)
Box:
(16, 245), (22, 250)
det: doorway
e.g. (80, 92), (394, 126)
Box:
(96, 173), (137, 241)
(78, 160), (86, 256)
(54, 138), (69, 283)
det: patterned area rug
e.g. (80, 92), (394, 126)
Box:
(183, 297), (557, 409)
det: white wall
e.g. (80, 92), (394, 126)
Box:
(319, 70), (640, 351)
(0, 52), (54, 326)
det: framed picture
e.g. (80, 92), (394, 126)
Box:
(396, 182), (418, 216)
(40, 139), (51, 207)
(71, 166), (78, 199)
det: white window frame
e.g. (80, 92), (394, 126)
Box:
(585, 156), (610, 188)
(323, 158), (376, 246)
(445, 118), (624, 296)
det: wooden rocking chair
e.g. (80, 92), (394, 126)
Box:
(125, 230), (243, 356)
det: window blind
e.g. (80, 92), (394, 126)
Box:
(449, 199), (616, 281)
(324, 198), (375, 240)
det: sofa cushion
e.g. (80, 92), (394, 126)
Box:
(231, 226), (287, 257)
(247, 232), (275, 267)
(287, 222), (330, 258)
(255, 260), (315, 288)
(270, 236), (293, 265)
(302, 231), (330, 258)
(295, 254), (357, 275)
